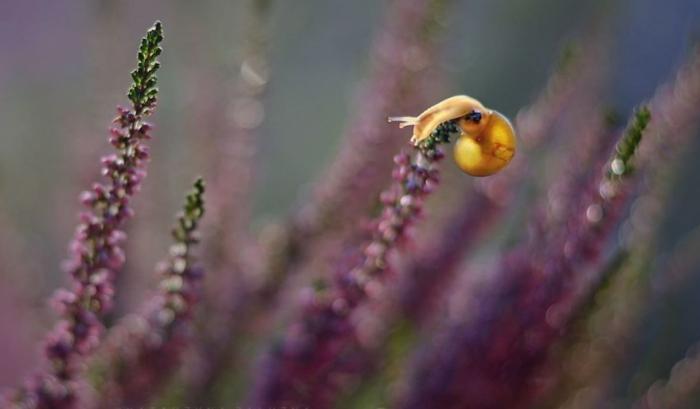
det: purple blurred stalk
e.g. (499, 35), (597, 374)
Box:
(335, 39), (613, 404)
(184, 0), (272, 399)
(596, 46), (700, 402)
(398, 39), (610, 323)
(181, 0), (449, 401)
(545, 62), (700, 405)
(2, 22), (163, 409)
(554, 225), (695, 409)
(394, 47), (700, 399)
(259, 0), (448, 296)
(538, 45), (700, 409)
(396, 106), (651, 409)
(250, 122), (458, 408)
(538, 157), (676, 409)
(89, 178), (205, 408)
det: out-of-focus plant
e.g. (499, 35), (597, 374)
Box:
(182, 1), (273, 402)
(89, 178), (205, 408)
(393, 106), (651, 409)
(261, 0), (450, 296)
(251, 121), (458, 408)
(544, 47), (700, 407)
(397, 37), (610, 324)
(2, 4), (700, 409)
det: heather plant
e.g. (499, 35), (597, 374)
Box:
(3, 22), (165, 409)
(393, 107), (651, 408)
(1, 3), (700, 409)
(90, 178), (205, 408)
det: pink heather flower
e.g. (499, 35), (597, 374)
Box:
(89, 179), (205, 408)
(295, 0), (443, 237)
(250, 122), (458, 409)
(256, 0), (448, 303)
(4, 22), (164, 409)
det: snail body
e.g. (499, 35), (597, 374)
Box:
(388, 95), (516, 176)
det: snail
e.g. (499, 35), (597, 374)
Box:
(388, 95), (516, 176)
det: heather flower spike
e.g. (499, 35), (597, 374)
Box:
(176, 177), (206, 241)
(290, 0), (446, 249)
(128, 21), (163, 115)
(8, 21), (164, 409)
(396, 106), (651, 409)
(3, 7), (700, 409)
(251, 120), (459, 408)
(91, 178), (205, 407)
(389, 95), (517, 176)
(397, 39), (609, 324)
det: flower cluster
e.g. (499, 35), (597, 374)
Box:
(181, 0), (453, 402)
(4, 21), (165, 409)
(90, 178), (205, 407)
(2, 6), (700, 409)
(262, 0), (447, 299)
(251, 122), (458, 408)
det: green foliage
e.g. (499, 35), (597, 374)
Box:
(173, 178), (206, 243)
(608, 106), (652, 178)
(128, 21), (164, 115)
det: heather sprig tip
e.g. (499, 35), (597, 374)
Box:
(609, 106), (651, 178)
(173, 177), (206, 244)
(128, 21), (163, 115)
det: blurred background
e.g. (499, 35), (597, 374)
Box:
(1, 0), (700, 406)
